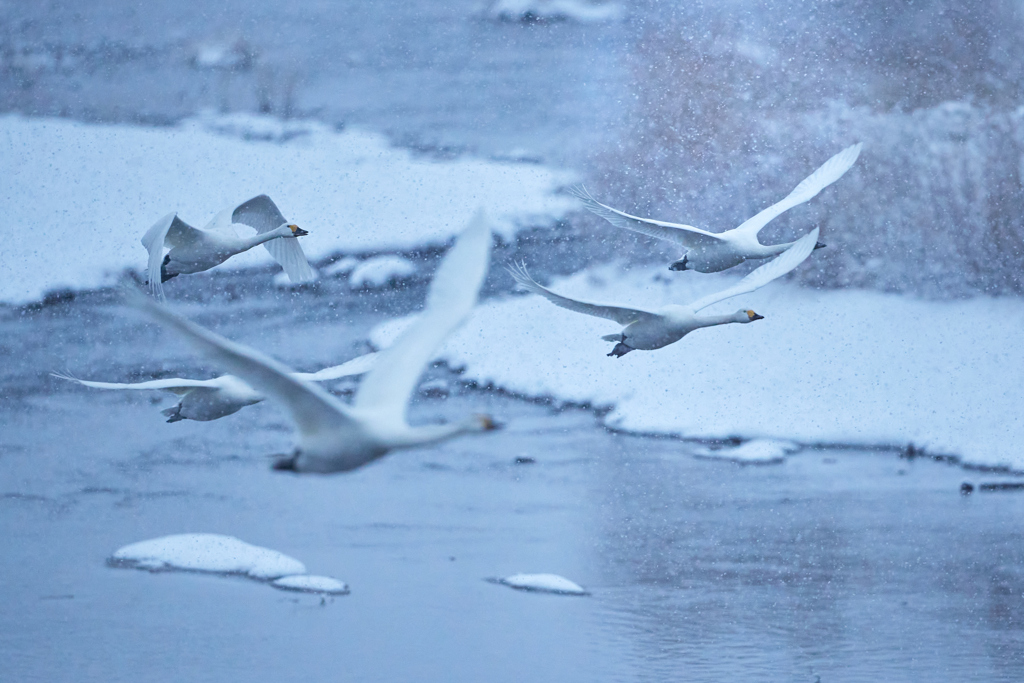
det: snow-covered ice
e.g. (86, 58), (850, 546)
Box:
(0, 113), (576, 304)
(693, 439), (801, 465)
(485, 0), (623, 23)
(110, 533), (307, 579)
(271, 575), (350, 595)
(494, 573), (588, 595)
(372, 262), (1024, 471)
(323, 256), (361, 278)
(349, 255), (417, 289)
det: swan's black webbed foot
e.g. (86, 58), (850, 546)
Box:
(668, 255), (689, 271)
(162, 404), (185, 423)
(160, 254), (178, 283)
(814, 241), (827, 250)
(272, 453), (299, 471)
(607, 342), (633, 358)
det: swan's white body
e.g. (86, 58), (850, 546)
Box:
(571, 144), (861, 273)
(128, 211), (498, 473)
(142, 195), (315, 299)
(53, 353), (378, 422)
(508, 228), (819, 356)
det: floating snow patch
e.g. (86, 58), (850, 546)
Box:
(349, 256), (417, 289)
(109, 533), (349, 595)
(693, 439), (801, 465)
(485, 0), (623, 22)
(272, 575), (350, 595)
(110, 534), (306, 579)
(389, 262), (1024, 471)
(0, 113), (576, 304)
(493, 573), (588, 595)
(323, 256), (361, 278)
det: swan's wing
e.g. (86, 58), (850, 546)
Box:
(126, 292), (360, 439)
(568, 185), (725, 249)
(51, 372), (216, 396)
(292, 352), (378, 382)
(232, 194), (317, 283)
(507, 262), (653, 326)
(733, 143), (862, 238)
(141, 213), (202, 299)
(354, 210), (492, 422)
(688, 228), (819, 313)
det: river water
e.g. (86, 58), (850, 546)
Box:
(2, 269), (1024, 682)
(2, 0), (1024, 680)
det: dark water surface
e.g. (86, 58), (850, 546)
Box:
(2, 274), (1024, 682)
(0, 0), (628, 164)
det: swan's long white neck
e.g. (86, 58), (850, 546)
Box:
(750, 241), (794, 258)
(693, 311), (747, 328)
(238, 225), (292, 251)
(389, 419), (481, 448)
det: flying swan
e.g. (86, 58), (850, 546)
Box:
(508, 228), (819, 357)
(570, 143), (861, 273)
(128, 211), (500, 473)
(143, 194), (316, 299)
(52, 352), (378, 423)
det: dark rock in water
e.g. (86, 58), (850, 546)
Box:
(514, 456), (536, 465)
(979, 482), (1024, 492)
(960, 482), (974, 495)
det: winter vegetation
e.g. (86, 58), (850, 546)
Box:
(589, 0), (1024, 298)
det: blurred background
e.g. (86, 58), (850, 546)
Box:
(4, 0), (1022, 296)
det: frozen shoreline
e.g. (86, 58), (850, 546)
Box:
(372, 262), (1024, 471)
(0, 113), (576, 304)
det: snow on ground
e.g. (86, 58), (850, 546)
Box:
(693, 439), (801, 465)
(494, 573), (588, 595)
(371, 262), (1024, 471)
(0, 113), (576, 304)
(110, 533), (307, 579)
(323, 256), (361, 278)
(484, 0), (623, 23)
(349, 255), (417, 289)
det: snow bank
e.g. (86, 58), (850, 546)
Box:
(693, 439), (801, 465)
(493, 573), (588, 595)
(0, 113), (576, 304)
(373, 263), (1024, 471)
(349, 256), (417, 289)
(110, 533), (306, 579)
(323, 256), (361, 278)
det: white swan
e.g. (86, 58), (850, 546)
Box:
(570, 143), (861, 273)
(143, 194), (315, 299)
(508, 228), (819, 357)
(128, 211), (500, 473)
(53, 352), (378, 423)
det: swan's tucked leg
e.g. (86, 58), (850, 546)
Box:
(161, 403), (185, 423)
(607, 336), (634, 358)
(160, 255), (179, 283)
(814, 241), (827, 250)
(668, 254), (689, 271)
(272, 452), (299, 471)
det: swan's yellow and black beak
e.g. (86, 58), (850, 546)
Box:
(747, 310), (764, 321)
(289, 224), (309, 237)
